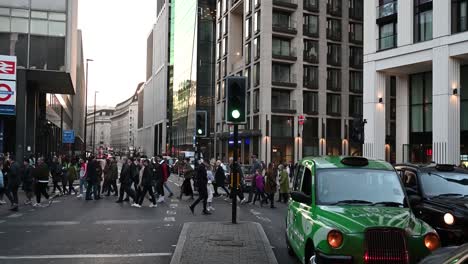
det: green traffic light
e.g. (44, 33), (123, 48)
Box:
(197, 129), (203, 135)
(231, 109), (240, 119)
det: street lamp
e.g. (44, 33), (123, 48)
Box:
(93, 91), (99, 155)
(84, 59), (93, 154)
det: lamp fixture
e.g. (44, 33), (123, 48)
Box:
(378, 97), (383, 104)
(453, 88), (458, 95)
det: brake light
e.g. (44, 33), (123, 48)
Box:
(327, 230), (343, 249)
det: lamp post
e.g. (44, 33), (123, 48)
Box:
(84, 59), (93, 154)
(93, 91), (99, 155)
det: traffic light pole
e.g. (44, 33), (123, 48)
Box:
(232, 124), (238, 224)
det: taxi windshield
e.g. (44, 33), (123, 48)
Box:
(316, 169), (406, 206)
(420, 172), (468, 197)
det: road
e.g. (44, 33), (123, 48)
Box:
(0, 174), (298, 264)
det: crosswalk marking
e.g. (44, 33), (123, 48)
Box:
(0, 253), (172, 259)
(166, 210), (177, 215)
(7, 213), (23, 218)
(163, 217), (175, 222)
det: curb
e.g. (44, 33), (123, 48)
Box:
(252, 221), (279, 264)
(169, 222), (192, 264)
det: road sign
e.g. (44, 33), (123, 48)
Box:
(298, 115), (306, 125)
(63, 130), (75, 144)
(0, 80), (16, 115)
(0, 55), (17, 81)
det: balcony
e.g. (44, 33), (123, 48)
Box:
(327, 2), (342, 17)
(273, 20), (298, 35)
(304, 0), (319, 12)
(349, 6), (363, 20)
(377, 34), (397, 51)
(272, 74), (297, 88)
(303, 52), (318, 64)
(303, 24), (318, 38)
(377, 1), (397, 20)
(349, 55), (363, 69)
(327, 28), (342, 41)
(272, 48), (297, 62)
(349, 31), (363, 44)
(273, 0), (298, 9)
(327, 55), (341, 67)
(303, 79), (318, 89)
(272, 100), (297, 114)
(327, 79), (341, 92)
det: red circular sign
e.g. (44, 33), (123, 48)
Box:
(0, 83), (12, 102)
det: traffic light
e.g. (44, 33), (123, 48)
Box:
(226, 76), (247, 124)
(196, 111), (207, 137)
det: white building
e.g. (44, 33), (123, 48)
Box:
(86, 108), (114, 152)
(110, 85), (140, 153)
(363, 0), (468, 165)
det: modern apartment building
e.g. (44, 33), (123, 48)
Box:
(363, 0), (468, 165)
(214, 0), (364, 164)
(110, 84), (140, 153)
(0, 0), (85, 159)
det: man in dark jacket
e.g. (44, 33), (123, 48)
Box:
(50, 157), (63, 195)
(22, 159), (34, 205)
(189, 161), (210, 215)
(214, 160), (229, 196)
(116, 158), (136, 203)
(85, 157), (99, 200)
(6, 155), (20, 211)
(136, 159), (157, 207)
(107, 158), (118, 196)
(32, 157), (51, 206)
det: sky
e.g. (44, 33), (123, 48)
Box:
(78, 0), (157, 107)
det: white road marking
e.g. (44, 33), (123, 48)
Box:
(249, 209), (261, 216)
(94, 220), (155, 225)
(7, 213), (23, 218)
(169, 203), (178, 208)
(25, 230), (31, 233)
(0, 232), (5, 234)
(0, 220), (6, 224)
(52, 200), (61, 203)
(164, 224), (173, 227)
(166, 210), (177, 215)
(170, 199), (179, 203)
(174, 183), (180, 187)
(164, 217), (175, 222)
(0, 253), (172, 259)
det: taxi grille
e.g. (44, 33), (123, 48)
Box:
(364, 228), (409, 264)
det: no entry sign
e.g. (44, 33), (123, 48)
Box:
(0, 80), (16, 115)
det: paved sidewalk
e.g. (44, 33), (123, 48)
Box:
(170, 222), (278, 264)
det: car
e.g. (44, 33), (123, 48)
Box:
(419, 243), (468, 264)
(286, 156), (439, 264)
(394, 163), (468, 246)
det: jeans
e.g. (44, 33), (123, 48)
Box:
(190, 188), (208, 212)
(79, 178), (87, 195)
(118, 183), (136, 201)
(85, 182), (99, 200)
(35, 182), (49, 204)
(5, 184), (19, 205)
(52, 180), (63, 193)
(137, 185), (156, 205)
(68, 179), (77, 195)
(163, 182), (173, 195)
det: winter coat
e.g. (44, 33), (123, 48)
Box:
(110, 162), (118, 181)
(67, 164), (78, 182)
(22, 164), (34, 186)
(264, 170), (277, 194)
(50, 162), (62, 182)
(161, 162), (169, 182)
(279, 170), (289, 193)
(86, 161), (97, 183)
(195, 164), (208, 194)
(255, 174), (264, 192)
(32, 163), (50, 183)
(215, 166), (225, 186)
(7, 162), (21, 187)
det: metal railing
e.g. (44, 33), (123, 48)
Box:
(304, 0), (319, 12)
(377, 34), (397, 51)
(272, 20), (297, 33)
(377, 1), (397, 19)
(303, 24), (319, 37)
(272, 47), (297, 59)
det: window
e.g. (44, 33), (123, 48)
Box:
(217, 0), (221, 18)
(222, 16), (227, 36)
(303, 15), (318, 37)
(30, 36), (65, 70)
(254, 0), (261, 8)
(245, 0), (252, 14)
(304, 40), (318, 63)
(272, 89), (291, 110)
(349, 71), (363, 93)
(452, 0), (468, 33)
(304, 92), (318, 114)
(272, 63), (291, 83)
(221, 38), (226, 56)
(378, 22), (397, 50)
(273, 11), (292, 29)
(216, 82), (220, 100)
(272, 38), (291, 57)
(222, 0), (227, 13)
(327, 43), (341, 66)
(253, 63), (260, 86)
(245, 17), (252, 39)
(327, 93), (341, 115)
(293, 166), (305, 191)
(349, 46), (363, 68)
(253, 89), (260, 112)
(327, 0), (342, 16)
(271, 116), (294, 137)
(414, 0), (432, 43)
(349, 0), (363, 20)
(254, 11), (261, 33)
(245, 42), (251, 64)
(0, 33), (28, 68)
(253, 37), (260, 59)
(410, 72), (432, 133)
(304, 0), (319, 12)
(349, 22), (363, 43)
(327, 18), (341, 41)
(303, 118), (319, 156)
(303, 66), (318, 89)
(327, 118), (341, 138)
(349, 95), (363, 117)
(301, 169), (312, 196)
(327, 68), (341, 91)
(245, 67), (251, 90)
(247, 91), (251, 114)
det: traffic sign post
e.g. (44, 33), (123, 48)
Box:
(63, 130), (75, 144)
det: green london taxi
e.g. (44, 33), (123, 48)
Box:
(285, 156), (440, 264)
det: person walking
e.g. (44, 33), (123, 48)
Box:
(179, 158), (194, 200)
(154, 156), (165, 203)
(96, 159), (103, 198)
(245, 155), (262, 204)
(102, 159), (111, 195)
(66, 159), (78, 195)
(264, 163), (277, 209)
(160, 156), (173, 199)
(135, 158), (157, 208)
(0, 161), (6, 206)
(116, 158), (137, 205)
(252, 169), (267, 206)
(60, 157), (68, 195)
(189, 161), (210, 215)
(5, 156), (20, 211)
(77, 158), (87, 198)
(206, 163), (215, 211)
(85, 157), (99, 200)
(22, 159), (34, 205)
(214, 160), (229, 197)
(50, 157), (63, 195)
(32, 158), (51, 207)
(109, 157), (118, 196)
(278, 165), (290, 203)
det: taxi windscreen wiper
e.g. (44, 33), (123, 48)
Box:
(371, 201), (404, 207)
(329, 199), (373, 205)
(432, 193), (463, 198)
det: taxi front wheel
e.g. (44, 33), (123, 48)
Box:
(309, 256), (316, 264)
(285, 232), (295, 256)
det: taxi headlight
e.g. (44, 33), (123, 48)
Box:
(424, 233), (440, 251)
(443, 213), (455, 225)
(327, 230), (343, 249)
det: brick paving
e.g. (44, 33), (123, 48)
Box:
(171, 222), (278, 264)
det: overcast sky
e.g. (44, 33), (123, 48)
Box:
(78, 0), (156, 107)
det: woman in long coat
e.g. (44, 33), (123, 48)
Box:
(278, 164), (290, 203)
(264, 163), (277, 209)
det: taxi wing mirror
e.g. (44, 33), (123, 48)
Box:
(407, 195), (422, 207)
(291, 191), (311, 205)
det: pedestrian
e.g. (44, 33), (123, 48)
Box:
(22, 158), (34, 205)
(50, 157), (63, 195)
(206, 162), (215, 211)
(228, 158), (246, 204)
(96, 159), (103, 198)
(0, 161), (6, 205)
(278, 164), (290, 203)
(245, 155), (262, 204)
(160, 156), (173, 198)
(32, 157), (51, 207)
(135, 158), (157, 208)
(85, 157), (99, 200)
(264, 163), (277, 209)
(214, 160), (229, 197)
(252, 169), (267, 206)
(66, 159), (78, 195)
(60, 157), (68, 195)
(179, 158), (194, 200)
(189, 160), (211, 215)
(154, 156), (165, 203)
(0, 158), (7, 205)
(102, 159), (111, 195)
(5, 155), (20, 211)
(77, 158), (87, 198)
(109, 157), (118, 196)
(116, 158), (137, 205)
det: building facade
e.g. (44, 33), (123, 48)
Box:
(0, 0), (84, 160)
(214, 0), (364, 164)
(110, 84), (140, 154)
(86, 108), (114, 152)
(363, 0), (468, 165)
